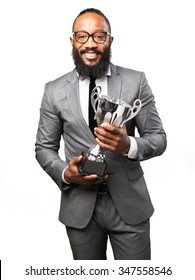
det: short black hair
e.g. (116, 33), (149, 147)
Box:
(72, 8), (111, 33)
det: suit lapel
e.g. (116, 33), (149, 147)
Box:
(65, 70), (96, 143)
(108, 64), (122, 99)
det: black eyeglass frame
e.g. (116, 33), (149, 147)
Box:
(72, 31), (111, 44)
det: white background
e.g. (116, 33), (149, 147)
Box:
(0, 0), (195, 279)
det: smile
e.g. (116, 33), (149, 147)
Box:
(83, 52), (99, 60)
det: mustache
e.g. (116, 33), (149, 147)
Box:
(80, 49), (103, 55)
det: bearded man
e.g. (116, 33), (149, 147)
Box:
(35, 8), (167, 260)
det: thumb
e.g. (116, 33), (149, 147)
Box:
(121, 124), (127, 132)
(71, 155), (83, 165)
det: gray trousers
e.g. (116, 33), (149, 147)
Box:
(66, 193), (151, 260)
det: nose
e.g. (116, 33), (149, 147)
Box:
(84, 35), (97, 48)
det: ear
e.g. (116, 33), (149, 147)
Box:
(109, 36), (114, 45)
(70, 36), (74, 46)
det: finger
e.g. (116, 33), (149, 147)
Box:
(95, 127), (120, 144)
(99, 123), (118, 133)
(70, 155), (83, 166)
(95, 137), (115, 151)
(83, 174), (98, 181)
(95, 127), (117, 141)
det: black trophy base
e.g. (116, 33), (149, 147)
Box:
(79, 154), (107, 180)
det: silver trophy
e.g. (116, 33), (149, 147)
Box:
(79, 86), (142, 179)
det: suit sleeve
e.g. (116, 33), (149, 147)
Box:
(35, 83), (69, 190)
(134, 72), (167, 161)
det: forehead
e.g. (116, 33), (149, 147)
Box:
(73, 12), (109, 32)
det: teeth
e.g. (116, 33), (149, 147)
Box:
(84, 52), (97, 59)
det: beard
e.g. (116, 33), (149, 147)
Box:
(72, 46), (112, 79)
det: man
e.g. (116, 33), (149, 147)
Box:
(35, 8), (167, 260)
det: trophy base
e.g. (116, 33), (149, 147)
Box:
(79, 152), (107, 180)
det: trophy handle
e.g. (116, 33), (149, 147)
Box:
(122, 99), (142, 125)
(91, 86), (102, 115)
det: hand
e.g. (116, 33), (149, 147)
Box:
(94, 123), (130, 154)
(64, 155), (108, 185)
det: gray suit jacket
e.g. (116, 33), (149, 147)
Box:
(35, 63), (167, 228)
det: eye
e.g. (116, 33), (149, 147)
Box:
(77, 34), (87, 39)
(95, 33), (105, 39)
(75, 32), (88, 42)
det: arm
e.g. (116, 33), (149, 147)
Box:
(35, 83), (69, 190)
(94, 73), (167, 160)
(135, 72), (167, 161)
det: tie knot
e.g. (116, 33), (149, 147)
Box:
(90, 76), (96, 81)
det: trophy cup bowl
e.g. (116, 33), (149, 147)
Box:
(79, 86), (142, 179)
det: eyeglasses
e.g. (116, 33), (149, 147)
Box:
(73, 31), (110, 44)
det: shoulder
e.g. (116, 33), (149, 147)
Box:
(111, 63), (146, 86)
(111, 63), (145, 80)
(45, 69), (77, 91)
(41, 69), (77, 108)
